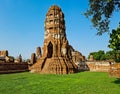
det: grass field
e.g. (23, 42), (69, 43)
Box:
(0, 72), (120, 94)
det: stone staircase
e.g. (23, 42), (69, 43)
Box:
(41, 58), (51, 73)
(30, 57), (78, 74)
(30, 58), (46, 73)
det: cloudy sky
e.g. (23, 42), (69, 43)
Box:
(0, 0), (120, 59)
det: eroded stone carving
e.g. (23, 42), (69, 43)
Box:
(36, 47), (41, 59)
(31, 53), (36, 64)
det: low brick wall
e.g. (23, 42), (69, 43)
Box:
(86, 61), (111, 72)
(109, 63), (120, 78)
(0, 62), (29, 74)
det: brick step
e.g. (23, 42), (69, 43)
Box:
(0, 69), (29, 74)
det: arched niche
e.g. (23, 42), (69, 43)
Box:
(47, 42), (53, 58)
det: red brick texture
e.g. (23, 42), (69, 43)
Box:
(0, 62), (29, 74)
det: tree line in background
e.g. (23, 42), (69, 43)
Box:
(88, 50), (120, 62)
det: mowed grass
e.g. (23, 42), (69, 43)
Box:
(0, 72), (120, 94)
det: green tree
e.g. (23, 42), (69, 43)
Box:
(88, 50), (119, 61)
(100, 54), (106, 60)
(88, 50), (106, 60)
(95, 50), (105, 60)
(108, 23), (120, 50)
(85, 0), (120, 35)
(108, 23), (120, 62)
(105, 50), (115, 60)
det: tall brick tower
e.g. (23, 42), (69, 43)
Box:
(30, 5), (78, 74)
(43, 5), (66, 58)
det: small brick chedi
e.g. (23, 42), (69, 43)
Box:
(30, 5), (81, 74)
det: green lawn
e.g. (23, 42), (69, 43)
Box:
(0, 72), (120, 94)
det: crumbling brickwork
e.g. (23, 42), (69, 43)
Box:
(109, 63), (120, 78)
(30, 5), (80, 74)
(0, 50), (8, 56)
(0, 62), (28, 73)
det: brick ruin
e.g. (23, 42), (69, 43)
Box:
(0, 50), (21, 63)
(0, 50), (8, 56)
(0, 50), (9, 62)
(30, 5), (86, 74)
(109, 63), (120, 78)
(0, 63), (28, 74)
(86, 61), (111, 72)
(0, 50), (28, 73)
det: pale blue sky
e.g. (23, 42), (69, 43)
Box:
(0, 0), (120, 59)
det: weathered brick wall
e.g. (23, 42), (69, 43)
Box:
(109, 63), (120, 78)
(0, 50), (8, 56)
(86, 61), (111, 72)
(0, 62), (29, 73)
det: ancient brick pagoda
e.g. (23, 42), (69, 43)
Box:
(30, 5), (79, 74)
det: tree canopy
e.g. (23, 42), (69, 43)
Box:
(108, 23), (120, 62)
(108, 23), (120, 50)
(88, 50), (115, 61)
(85, 0), (120, 35)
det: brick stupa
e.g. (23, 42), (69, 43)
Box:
(30, 5), (78, 74)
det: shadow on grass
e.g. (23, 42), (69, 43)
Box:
(113, 78), (120, 86)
